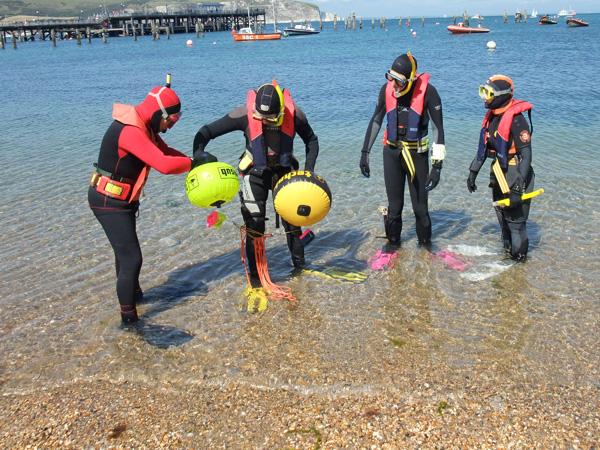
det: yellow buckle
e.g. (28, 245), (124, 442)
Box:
(104, 182), (124, 196)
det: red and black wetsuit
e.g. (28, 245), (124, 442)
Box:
(88, 87), (191, 322)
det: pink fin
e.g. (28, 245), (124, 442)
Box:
(433, 250), (470, 272)
(369, 249), (398, 271)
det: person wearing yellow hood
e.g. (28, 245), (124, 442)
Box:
(360, 52), (446, 252)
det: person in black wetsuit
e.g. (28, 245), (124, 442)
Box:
(88, 83), (192, 323)
(467, 75), (534, 262)
(360, 52), (446, 250)
(193, 81), (319, 285)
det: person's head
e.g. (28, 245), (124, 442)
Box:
(136, 86), (181, 133)
(386, 52), (418, 97)
(479, 75), (514, 110)
(253, 82), (284, 126)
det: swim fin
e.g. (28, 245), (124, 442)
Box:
(243, 287), (269, 313)
(302, 267), (368, 283)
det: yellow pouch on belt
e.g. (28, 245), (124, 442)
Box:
(238, 150), (254, 173)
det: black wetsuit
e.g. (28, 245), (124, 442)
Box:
(193, 105), (319, 281)
(362, 82), (445, 245)
(469, 113), (534, 260)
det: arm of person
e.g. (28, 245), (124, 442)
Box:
(192, 106), (247, 158)
(361, 83), (387, 153)
(294, 107), (319, 171)
(425, 84), (446, 162)
(118, 126), (191, 174)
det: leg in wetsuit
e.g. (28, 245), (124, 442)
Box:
(491, 166), (535, 261)
(240, 168), (304, 286)
(88, 187), (142, 322)
(383, 146), (432, 246)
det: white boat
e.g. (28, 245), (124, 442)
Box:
(471, 14), (484, 20)
(558, 8), (576, 17)
(531, 9), (538, 18)
(283, 24), (320, 35)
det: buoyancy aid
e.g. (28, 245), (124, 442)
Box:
(246, 87), (296, 170)
(93, 104), (152, 202)
(477, 99), (533, 169)
(383, 73), (431, 145)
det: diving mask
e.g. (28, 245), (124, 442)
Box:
(479, 83), (513, 102)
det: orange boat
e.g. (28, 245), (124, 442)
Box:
(448, 22), (490, 34)
(232, 27), (281, 41)
(566, 17), (589, 27)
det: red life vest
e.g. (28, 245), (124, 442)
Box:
(109, 104), (151, 202)
(246, 87), (296, 169)
(476, 99), (533, 169)
(383, 73), (430, 144)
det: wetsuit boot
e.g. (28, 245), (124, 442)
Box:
(120, 304), (139, 324)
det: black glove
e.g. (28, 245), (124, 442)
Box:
(508, 191), (523, 208)
(425, 161), (442, 192)
(467, 170), (478, 193)
(192, 151), (218, 169)
(360, 151), (370, 178)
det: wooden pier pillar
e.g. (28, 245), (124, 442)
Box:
(86, 27), (92, 43)
(76, 30), (82, 45)
(166, 23), (171, 39)
(352, 13), (356, 30)
(184, 18), (189, 34)
(132, 21), (137, 41)
(12, 32), (17, 49)
(169, 22), (174, 35)
(1, 32), (5, 50)
(102, 29), (107, 43)
(123, 21), (128, 37)
(333, 15), (337, 31)
(51, 29), (56, 47)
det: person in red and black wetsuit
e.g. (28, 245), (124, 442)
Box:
(467, 75), (534, 262)
(88, 83), (192, 324)
(192, 81), (319, 286)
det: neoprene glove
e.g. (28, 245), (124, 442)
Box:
(192, 151), (218, 169)
(360, 151), (370, 178)
(467, 170), (478, 193)
(425, 161), (442, 192)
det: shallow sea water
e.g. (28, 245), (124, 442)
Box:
(1, 16), (599, 395)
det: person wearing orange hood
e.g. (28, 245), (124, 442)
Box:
(88, 79), (192, 324)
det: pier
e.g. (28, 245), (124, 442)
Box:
(0, 8), (266, 43)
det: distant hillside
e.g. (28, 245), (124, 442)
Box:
(0, 0), (321, 21)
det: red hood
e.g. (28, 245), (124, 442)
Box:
(134, 86), (181, 128)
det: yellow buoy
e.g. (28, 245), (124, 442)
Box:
(273, 171), (332, 226)
(185, 162), (240, 208)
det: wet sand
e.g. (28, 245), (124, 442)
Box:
(2, 374), (598, 448)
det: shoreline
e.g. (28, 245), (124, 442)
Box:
(2, 377), (598, 448)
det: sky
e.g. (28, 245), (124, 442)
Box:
(311, 0), (599, 17)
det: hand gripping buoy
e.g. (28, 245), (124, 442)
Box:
(185, 162), (240, 208)
(273, 171), (332, 227)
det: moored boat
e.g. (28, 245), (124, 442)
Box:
(283, 24), (320, 35)
(447, 22), (490, 34)
(232, 27), (281, 41)
(539, 15), (558, 25)
(566, 17), (589, 27)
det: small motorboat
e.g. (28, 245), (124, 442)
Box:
(538, 15), (558, 25)
(232, 27), (281, 41)
(283, 24), (320, 35)
(566, 17), (589, 27)
(471, 14), (484, 20)
(447, 22), (490, 34)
